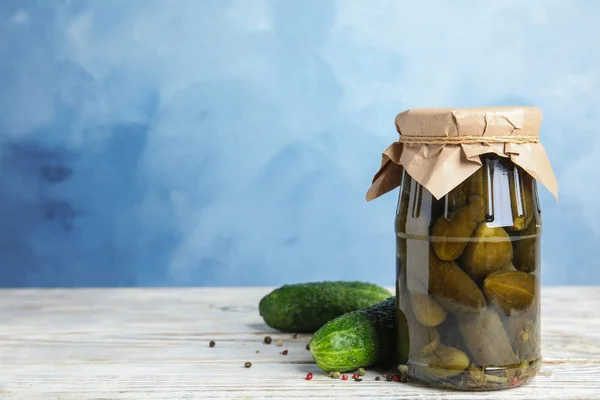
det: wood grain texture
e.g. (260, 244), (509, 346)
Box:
(1, 287), (599, 400)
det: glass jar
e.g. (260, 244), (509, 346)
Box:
(395, 155), (541, 390)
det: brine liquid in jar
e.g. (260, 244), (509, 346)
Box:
(395, 155), (541, 390)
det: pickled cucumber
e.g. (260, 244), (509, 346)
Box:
(483, 271), (535, 315)
(505, 315), (540, 362)
(513, 222), (539, 273)
(457, 308), (518, 367)
(414, 325), (441, 356)
(412, 344), (470, 380)
(428, 251), (486, 314)
(460, 224), (513, 279)
(431, 203), (485, 261)
(411, 293), (447, 327)
(404, 291), (441, 357)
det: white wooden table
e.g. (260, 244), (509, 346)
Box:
(1, 287), (599, 400)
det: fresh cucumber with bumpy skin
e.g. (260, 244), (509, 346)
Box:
(309, 297), (402, 372)
(259, 281), (392, 333)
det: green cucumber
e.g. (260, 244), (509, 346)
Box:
(259, 281), (392, 333)
(309, 297), (405, 372)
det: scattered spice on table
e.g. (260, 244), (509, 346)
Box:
(209, 340), (215, 348)
(281, 350), (288, 355)
(332, 372), (341, 379)
(352, 373), (359, 380)
(385, 374), (393, 382)
(341, 374), (349, 381)
(375, 376), (381, 381)
(275, 339), (284, 347)
(244, 362), (252, 368)
(357, 368), (366, 376)
(306, 372), (313, 380)
(264, 336), (272, 344)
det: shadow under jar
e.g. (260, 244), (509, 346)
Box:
(395, 156), (541, 390)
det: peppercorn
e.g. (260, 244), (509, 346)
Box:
(352, 373), (359, 380)
(281, 350), (288, 355)
(264, 336), (272, 344)
(357, 368), (366, 376)
(209, 340), (215, 348)
(306, 372), (313, 380)
(244, 362), (252, 368)
(392, 375), (400, 382)
(385, 374), (393, 382)
(375, 376), (381, 381)
(332, 372), (341, 379)
(275, 339), (284, 347)
(292, 333), (298, 339)
(305, 344), (309, 350)
(341, 375), (349, 381)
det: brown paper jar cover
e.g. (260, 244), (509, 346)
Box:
(366, 106), (558, 201)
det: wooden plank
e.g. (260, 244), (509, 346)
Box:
(0, 287), (599, 399)
(2, 362), (600, 400)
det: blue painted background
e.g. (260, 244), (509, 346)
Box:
(0, 0), (597, 287)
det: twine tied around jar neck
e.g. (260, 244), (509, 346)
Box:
(398, 135), (539, 145)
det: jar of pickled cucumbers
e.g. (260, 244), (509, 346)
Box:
(366, 107), (558, 391)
